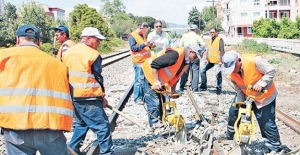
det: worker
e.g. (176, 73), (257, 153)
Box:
(51, 25), (75, 60)
(220, 50), (283, 154)
(0, 25), (73, 155)
(200, 27), (224, 95)
(147, 20), (173, 52)
(141, 44), (202, 129)
(177, 24), (206, 93)
(128, 22), (152, 105)
(63, 27), (113, 155)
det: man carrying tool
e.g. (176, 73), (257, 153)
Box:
(0, 25), (73, 155)
(220, 50), (283, 154)
(128, 22), (152, 105)
(200, 27), (224, 95)
(141, 44), (202, 130)
(63, 27), (113, 155)
(177, 24), (206, 93)
(51, 25), (75, 60)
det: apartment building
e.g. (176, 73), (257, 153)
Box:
(0, 0), (5, 15)
(221, 0), (296, 38)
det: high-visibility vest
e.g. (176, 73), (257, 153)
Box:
(0, 46), (73, 131)
(130, 31), (151, 64)
(62, 43), (104, 98)
(229, 54), (276, 103)
(142, 47), (188, 87)
(56, 39), (75, 61)
(208, 36), (221, 63)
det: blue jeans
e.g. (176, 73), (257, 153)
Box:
(226, 96), (282, 152)
(133, 64), (144, 102)
(179, 58), (200, 91)
(68, 100), (113, 155)
(200, 62), (222, 89)
(142, 77), (163, 127)
(3, 129), (68, 155)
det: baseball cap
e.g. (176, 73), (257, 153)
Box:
(190, 24), (198, 30)
(16, 25), (40, 39)
(51, 25), (69, 34)
(222, 50), (239, 74)
(188, 44), (201, 59)
(81, 27), (106, 40)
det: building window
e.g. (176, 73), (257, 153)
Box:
(241, 0), (247, 6)
(254, 0), (260, 5)
(279, 0), (289, 5)
(280, 12), (289, 18)
(265, 12), (275, 18)
(253, 12), (261, 20)
(247, 27), (253, 34)
(241, 13), (248, 20)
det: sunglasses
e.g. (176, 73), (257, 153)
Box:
(155, 25), (162, 28)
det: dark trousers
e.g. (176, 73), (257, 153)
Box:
(179, 58), (200, 91)
(227, 96), (282, 152)
(200, 62), (222, 89)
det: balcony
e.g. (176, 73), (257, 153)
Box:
(267, 0), (291, 10)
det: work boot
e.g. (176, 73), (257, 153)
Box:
(176, 89), (184, 94)
(199, 87), (207, 91)
(216, 88), (222, 95)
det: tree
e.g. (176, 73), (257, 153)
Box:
(188, 6), (201, 26)
(278, 17), (299, 39)
(19, 1), (52, 43)
(68, 4), (115, 42)
(100, 0), (126, 19)
(134, 16), (156, 28)
(0, 2), (18, 47)
(110, 12), (135, 38)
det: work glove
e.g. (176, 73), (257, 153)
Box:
(52, 48), (58, 55)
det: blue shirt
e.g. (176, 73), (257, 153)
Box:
(128, 34), (146, 52)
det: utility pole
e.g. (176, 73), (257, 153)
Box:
(266, 0), (270, 18)
(207, 0), (220, 27)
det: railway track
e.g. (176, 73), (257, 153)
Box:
(74, 48), (300, 155)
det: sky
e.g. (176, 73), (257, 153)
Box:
(6, 0), (212, 25)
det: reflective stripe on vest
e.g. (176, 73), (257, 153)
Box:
(230, 54), (276, 102)
(0, 88), (72, 101)
(69, 71), (95, 78)
(56, 40), (75, 61)
(130, 32), (151, 64)
(0, 105), (73, 117)
(142, 48), (186, 87)
(70, 82), (100, 89)
(208, 36), (221, 63)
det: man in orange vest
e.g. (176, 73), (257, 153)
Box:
(200, 27), (224, 95)
(51, 25), (75, 60)
(0, 25), (73, 155)
(141, 44), (202, 129)
(220, 50), (283, 154)
(128, 22), (152, 105)
(62, 27), (113, 155)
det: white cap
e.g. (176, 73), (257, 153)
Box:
(188, 44), (201, 59)
(221, 50), (239, 74)
(190, 24), (198, 30)
(81, 27), (106, 40)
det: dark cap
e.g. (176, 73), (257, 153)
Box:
(141, 22), (149, 28)
(51, 25), (69, 34)
(16, 25), (40, 39)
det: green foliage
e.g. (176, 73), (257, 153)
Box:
(239, 39), (271, 53)
(110, 12), (135, 38)
(40, 43), (53, 54)
(0, 3), (18, 47)
(68, 4), (115, 42)
(188, 6), (201, 26)
(100, 0), (126, 19)
(98, 38), (126, 54)
(134, 16), (156, 28)
(19, 1), (52, 43)
(169, 32), (182, 38)
(253, 17), (299, 39)
(268, 58), (281, 64)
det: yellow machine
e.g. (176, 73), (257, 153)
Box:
(233, 85), (267, 145)
(152, 84), (186, 142)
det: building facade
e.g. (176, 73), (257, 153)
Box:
(0, 0), (5, 15)
(221, 0), (296, 38)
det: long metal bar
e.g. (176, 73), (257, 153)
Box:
(186, 87), (208, 124)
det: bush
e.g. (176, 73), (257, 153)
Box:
(40, 43), (53, 55)
(98, 38), (127, 54)
(239, 39), (271, 53)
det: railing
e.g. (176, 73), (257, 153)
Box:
(223, 37), (300, 55)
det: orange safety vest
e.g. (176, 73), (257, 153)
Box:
(229, 54), (276, 103)
(208, 36), (221, 63)
(130, 31), (151, 64)
(0, 46), (73, 131)
(142, 47), (188, 87)
(56, 39), (75, 61)
(62, 43), (104, 98)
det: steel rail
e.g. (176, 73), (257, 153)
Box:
(102, 49), (130, 60)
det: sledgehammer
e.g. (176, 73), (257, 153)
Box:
(106, 104), (149, 130)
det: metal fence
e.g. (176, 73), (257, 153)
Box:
(223, 37), (300, 55)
